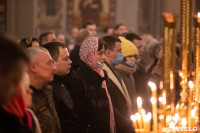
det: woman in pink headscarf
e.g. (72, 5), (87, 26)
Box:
(75, 37), (115, 133)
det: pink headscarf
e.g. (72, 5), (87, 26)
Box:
(80, 37), (116, 133)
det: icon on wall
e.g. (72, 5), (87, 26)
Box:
(67, 0), (116, 31)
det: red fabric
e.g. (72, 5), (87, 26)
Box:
(2, 84), (32, 128)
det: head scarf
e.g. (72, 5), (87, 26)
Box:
(2, 84), (32, 128)
(80, 37), (116, 133)
(79, 37), (99, 72)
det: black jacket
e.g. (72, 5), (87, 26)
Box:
(0, 107), (33, 133)
(73, 60), (110, 133)
(50, 75), (81, 133)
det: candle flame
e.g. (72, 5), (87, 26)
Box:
(150, 97), (156, 104)
(173, 113), (179, 122)
(141, 109), (145, 115)
(148, 81), (156, 91)
(188, 81), (194, 89)
(166, 115), (172, 123)
(135, 113), (141, 120)
(191, 108), (196, 117)
(137, 97), (142, 106)
(169, 121), (175, 128)
(159, 115), (164, 120)
(130, 115), (136, 121)
(147, 112), (152, 120)
(198, 12), (200, 18)
(160, 81), (163, 89)
(182, 118), (187, 127)
(159, 97), (163, 102)
(143, 114), (148, 121)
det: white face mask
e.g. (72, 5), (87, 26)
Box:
(125, 61), (135, 67)
(97, 61), (104, 68)
(137, 58), (141, 63)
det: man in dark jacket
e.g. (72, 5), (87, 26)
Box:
(102, 36), (134, 133)
(43, 42), (81, 133)
(27, 47), (62, 133)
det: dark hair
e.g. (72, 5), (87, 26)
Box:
(114, 23), (126, 30)
(39, 31), (54, 46)
(43, 41), (66, 61)
(102, 35), (121, 50)
(103, 26), (113, 33)
(0, 35), (29, 76)
(82, 21), (96, 28)
(98, 38), (106, 51)
(125, 32), (142, 42)
(20, 37), (38, 48)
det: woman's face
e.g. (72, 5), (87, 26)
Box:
(96, 45), (105, 64)
(20, 72), (32, 107)
(125, 55), (136, 63)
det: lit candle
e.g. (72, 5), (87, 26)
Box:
(150, 97), (158, 132)
(166, 115), (172, 126)
(169, 121), (175, 133)
(148, 82), (157, 99)
(190, 108), (196, 127)
(130, 115), (138, 131)
(181, 118), (187, 133)
(147, 112), (152, 132)
(143, 114), (149, 133)
(135, 113), (142, 130)
(172, 113), (179, 124)
(188, 81), (194, 127)
(137, 97), (143, 113)
(137, 97), (143, 128)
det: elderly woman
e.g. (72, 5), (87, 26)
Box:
(73, 37), (115, 133)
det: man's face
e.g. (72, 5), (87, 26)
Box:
(47, 34), (57, 43)
(55, 47), (72, 76)
(86, 24), (97, 36)
(34, 51), (56, 83)
(57, 34), (66, 44)
(115, 25), (127, 36)
(133, 39), (144, 59)
(110, 42), (122, 60)
(70, 28), (79, 38)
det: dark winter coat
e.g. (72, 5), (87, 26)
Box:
(73, 60), (110, 133)
(50, 75), (81, 133)
(0, 107), (33, 133)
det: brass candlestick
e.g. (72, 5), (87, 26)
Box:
(162, 13), (178, 109)
(193, 14), (200, 127)
(179, 0), (193, 120)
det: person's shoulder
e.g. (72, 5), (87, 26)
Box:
(43, 84), (53, 93)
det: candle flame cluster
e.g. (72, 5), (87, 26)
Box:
(130, 97), (152, 132)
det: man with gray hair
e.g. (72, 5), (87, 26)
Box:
(27, 47), (62, 133)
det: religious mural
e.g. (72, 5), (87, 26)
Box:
(36, 0), (65, 35)
(67, 0), (116, 31)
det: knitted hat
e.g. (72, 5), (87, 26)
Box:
(119, 36), (138, 57)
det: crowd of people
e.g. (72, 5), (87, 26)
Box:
(0, 21), (165, 133)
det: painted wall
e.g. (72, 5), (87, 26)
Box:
(5, 0), (183, 40)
